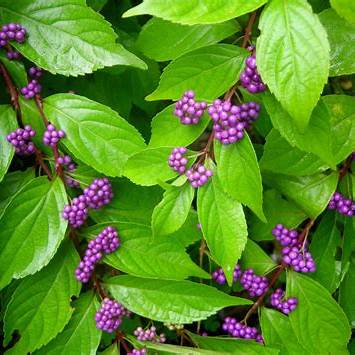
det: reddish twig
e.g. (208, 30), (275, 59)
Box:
(339, 154), (353, 181)
(0, 62), (20, 115)
(92, 273), (107, 300)
(34, 146), (53, 179)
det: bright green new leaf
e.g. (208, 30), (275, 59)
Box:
(0, 0), (146, 75)
(0, 177), (68, 290)
(257, 0), (329, 130)
(3, 241), (80, 354)
(35, 292), (101, 355)
(330, 0), (355, 23)
(44, 94), (146, 177)
(147, 45), (248, 101)
(123, 0), (268, 25)
(197, 173), (248, 285)
(107, 275), (252, 323)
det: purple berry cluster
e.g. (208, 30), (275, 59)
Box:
(83, 177), (113, 209)
(270, 288), (298, 315)
(240, 269), (269, 298)
(0, 23), (26, 47)
(240, 48), (266, 94)
(62, 178), (113, 228)
(207, 100), (260, 145)
(57, 155), (80, 188)
(28, 66), (42, 79)
(6, 51), (21, 60)
(328, 192), (354, 217)
(128, 349), (146, 355)
(6, 125), (36, 155)
(281, 246), (316, 273)
(168, 147), (188, 174)
(95, 298), (130, 333)
(174, 90), (207, 125)
(134, 326), (166, 343)
(43, 124), (65, 147)
(222, 317), (263, 343)
(212, 264), (242, 285)
(186, 164), (213, 188)
(272, 224), (299, 246)
(21, 79), (41, 99)
(75, 226), (120, 283)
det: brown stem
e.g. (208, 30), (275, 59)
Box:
(92, 273), (108, 300)
(339, 154), (353, 181)
(34, 146), (53, 180)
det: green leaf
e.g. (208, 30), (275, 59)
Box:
(260, 129), (328, 176)
(91, 178), (163, 225)
(141, 342), (225, 354)
(287, 272), (351, 353)
(249, 190), (307, 241)
(35, 292), (101, 355)
(319, 9), (355, 76)
(257, 0), (329, 130)
(263, 171), (338, 218)
(197, 173), (247, 285)
(189, 333), (279, 355)
(0, 105), (17, 182)
(123, 147), (178, 186)
(43, 94), (146, 177)
(123, 0), (267, 25)
(263, 93), (355, 169)
(152, 183), (195, 236)
(260, 307), (306, 355)
(3, 241), (80, 353)
(339, 262), (355, 328)
(240, 239), (276, 275)
(137, 17), (239, 61)
(0, 168), (35, 217)
(0, 0), (146, 75)
(146, 45), (248, 101)
(149, 104), (210, 148)
(0, 177), (68, 290)
(87, 0), (108, 12)
(330, 0), (355, 23)
(214, 135), (265, 221)
(0, 51), (27, 87)
(309, 212), (341, 292)
(107, 275), (252, 323)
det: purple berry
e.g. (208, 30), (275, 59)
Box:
(174, 90), (207, 125)
(0, 23), (26, 47)
(28, 66), (43, 79)
(83, 178), (113, 209)
(240, 269), (269, 298)
(134, 326), (166, 343)
(240, 50), (266, 94)
(62, 195), (88, 228)
(95, 298), (130, 333)
(43, 124), (65, 147)
(168, 147), (188, 174)
(222, 317), (263, 343)
(272, 224), (299, 246)
(6, 50), (21, 60)
(186, 164), (213, 188)
(212, 264), (242, 285)
(57, 155), (80, 188)
(270, 288), (298, 315)
(21, 79), (41, 99)
(328, 192), (354, 217)
(128, 349), (147, 355)
(282, 245), (316, 273)
(6, 125), (36, 155)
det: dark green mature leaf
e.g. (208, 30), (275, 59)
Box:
(87, 0), (108, 12)
(287, 272), (351, 353)
(0, 177), (68, 290)
(330, 0), (355, 23)
(44, 94), (146, 177)
(339, 262), (355, 327)
(107, 275), (252, 323)
(260, 129), (328, 176)
(152, 183), (195, 236)
(149, 105), (210, 148)
(309, 212), (340, 292)
(263, 93), (355, 168)
(189, 333), (279, 355)
(3, 241), (80, 354)
(0, 0), (146, 76)
(260, 308), (306, 355)
(124, 147), (178, 186)
(263, 171), (338, 218)
(0, 51), (27, 87)
(319, 9), (355, 76)
(91, 178), (163, 224)
(249, 190), (307, 241)
(341, 218), (354, 271)
(240, 239), (276, 275)
(0, 168), (35, 217)
(123, 0), (267, 25)
(146, 45), (248, 101)
(257, 0), (329, 130)
(197, 173), (247, 285)
(142, 342), (220, 354)
(214, 136), (265, 221)
(0, 105), (17, 182)
(137, 18), (239, 61)
(35, 292), (101, 355)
